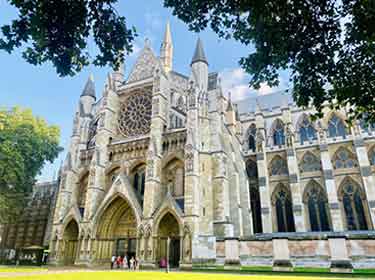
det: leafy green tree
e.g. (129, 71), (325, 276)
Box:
(164, 0), (375, 122)
(0, 0), (136, 76)
(0, 107), (62, 223)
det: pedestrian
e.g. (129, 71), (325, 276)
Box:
(116, 255), (121, 269)
(111, 255), (116, 269)
(129, 256), (134, 270)
(123, 255), (128, 269)
(135, 256), (140, 270)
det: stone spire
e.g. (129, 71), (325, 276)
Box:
(81, 74), (96, 100)
(191, 37), (208, 66)
(160, 21), (173, 73)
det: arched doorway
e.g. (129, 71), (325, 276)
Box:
(96, 196), (138, 264)
(157, 212), (180, 268)
(63, 220), (79, 265)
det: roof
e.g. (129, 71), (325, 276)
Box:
(234, 91), (295, 115)
(191, 38), (208, 65)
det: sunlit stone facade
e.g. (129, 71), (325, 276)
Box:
(50, 23), (375, 271)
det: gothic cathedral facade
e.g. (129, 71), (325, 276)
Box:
(50, 23), (375, 270)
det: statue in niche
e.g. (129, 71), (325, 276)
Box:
(183, 227), (191, 262)
(285, 123), (294, 147)
(317, 121), (326, 141)
(256, 129), (264, 152)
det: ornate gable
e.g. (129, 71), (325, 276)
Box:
(127, 43), (159, 83)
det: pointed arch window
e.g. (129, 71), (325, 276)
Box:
(328, 114), (347, 138)
(304, 182), (331, 231)
(272, 185), (295, 232)
(270, 156), (288, 176)
(333, 148), (358, 169)
(247, 124), (257, 152)
(300, 152), (321, 173)
(273, 120), (285, 146)
(133, 164), (146, 200)
(246, 159), (262, 233)
(340, 181), (369, 230)
(78, 173), (89, 217)
(299, 116), (317, 144)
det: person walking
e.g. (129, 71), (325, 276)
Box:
(129, 256), (134, 270)
(123, 255), (128, 270)
(111, 255), (116, 269)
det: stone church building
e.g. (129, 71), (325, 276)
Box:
(50, 23), (375, 270)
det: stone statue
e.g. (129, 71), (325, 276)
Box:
(285, 123), (294, 147)
(256, 129), (264, 152)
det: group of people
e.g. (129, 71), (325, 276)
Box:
(111, 255), (140, 270)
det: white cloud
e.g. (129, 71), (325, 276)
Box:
(219, 68), (252, 101)
(219, 67), (286, 101)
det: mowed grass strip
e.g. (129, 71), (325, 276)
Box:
(0, 266), (47, 273)
(0, 271), (350, 280)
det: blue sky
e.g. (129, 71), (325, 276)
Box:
(0, 0), (288, 182)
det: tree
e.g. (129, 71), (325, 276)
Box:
(164, 0), (375, 123)
(0, 107), (62, 223)
(0, 0), (136, 77)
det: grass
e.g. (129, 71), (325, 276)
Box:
(0, 271), (355, 280)
(0, 266), (47, 272)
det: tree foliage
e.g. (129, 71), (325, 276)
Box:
(0, 0), (136, 76)
(164, 0), (375, 123)
(0, 107), (62, 223)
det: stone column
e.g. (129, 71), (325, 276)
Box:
(143, 69), (167, 218)
(286, 145), (306, 232)
(353, 138), (375, 227)
(255, 128), (273, 233)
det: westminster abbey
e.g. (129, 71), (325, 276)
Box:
(50, 23), (375, 271)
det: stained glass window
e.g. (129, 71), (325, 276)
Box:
(78, 173), (89, 216)
(246, 160), (262, 233)
(333, 148), (358, 169)
(273, 120), (285, 146)
(273, 185), (295, 232)
(299, 116), (317, 144)
(133, 165), (146, 199)
(118, 92), (152, 138)
(304, 182), (330, 231)
(270, 156), (288, 176)
(328, 115), (347, 138)
(300, 152), (321, 172)
(341, 182), (368, 230)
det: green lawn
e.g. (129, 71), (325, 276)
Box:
(0, 271), (357, 280)
(0, 266), (47, 272)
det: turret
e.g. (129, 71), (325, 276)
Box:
(160, 21), (173, 73)
(79, 74), (96, 117)
(191, 38), (208, 92)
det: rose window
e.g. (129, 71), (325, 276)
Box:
(118, 93), (152, 137)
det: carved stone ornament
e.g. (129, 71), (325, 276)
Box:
(185, 152), (194, 172)
(118, 92), (152, 138)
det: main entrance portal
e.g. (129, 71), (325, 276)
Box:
(157, 212), (180, 268)
(62, 220), (79, 265)
(96, 197), (137, 263)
